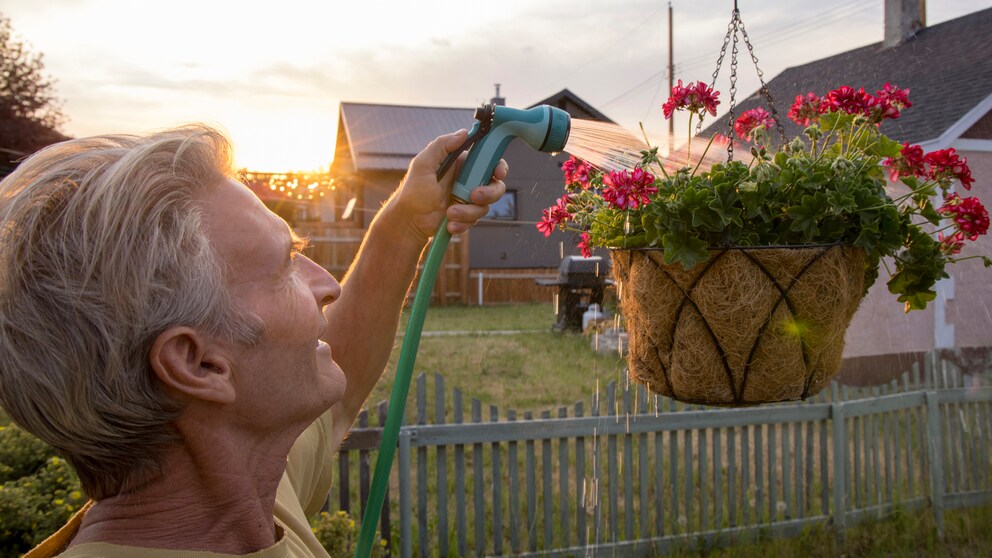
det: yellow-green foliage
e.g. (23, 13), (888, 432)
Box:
(309, 510), (387, 558)
(0, 424), (86, 554)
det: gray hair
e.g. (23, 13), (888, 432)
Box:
(0, 124), (263, 499)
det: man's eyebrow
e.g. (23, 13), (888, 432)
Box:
(290, 230), (310, 253)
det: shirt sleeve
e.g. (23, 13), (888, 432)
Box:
(284, 410), (336, 517)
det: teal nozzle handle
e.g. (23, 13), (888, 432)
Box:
(450, 104), (571, 202)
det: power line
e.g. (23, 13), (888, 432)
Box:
(677, 2), (876, 76)
(600, 69), (667, 110)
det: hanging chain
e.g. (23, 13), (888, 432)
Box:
(697, 13), (736, 137)
(737, 16), (786, 142)
(694, 4), (784, 161)
(725, 16), (740, 161)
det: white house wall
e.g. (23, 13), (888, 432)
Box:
(843, 149), (992, 358)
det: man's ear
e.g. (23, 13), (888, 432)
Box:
(149, 327), (236, 404)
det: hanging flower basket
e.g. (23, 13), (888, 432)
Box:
(612, 245), (866, 406)
(537, 80), (988, 406)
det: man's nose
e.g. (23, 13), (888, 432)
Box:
(304, 256), (341, 308)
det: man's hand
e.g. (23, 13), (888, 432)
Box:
(390, 129), (508, 240)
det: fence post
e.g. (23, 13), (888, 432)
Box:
(377, 401), (392, 557)
(831, 402), (847, 536)
(925, 391), (946, 539)
(398, 429), (413, 558)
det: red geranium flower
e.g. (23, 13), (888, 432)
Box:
(876, 83), (912, 109)
(734, 107), (775, 141)
(883, 143), (926, 182)
(602, 168), (657, 210)
(577, 231), (593, 258)
(825, 86), (870, 116)
(864, 95), (901, 124)
(663, 80), (720, 119)
(925, 148), (974, 190)
(787, 92), (825, 127)
(938, 231), (966, 255)
(939, 193), (989, 241)
(562, 156), (592, 189)
(536, 194), (574, 237)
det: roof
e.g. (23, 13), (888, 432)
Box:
(336, 103), (476, 172)
(335, 89), (612, 173)
(701, 7), (992, 146)
(531, 88), (614, 123)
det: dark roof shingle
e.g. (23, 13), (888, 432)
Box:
(702, 7), (992, 145)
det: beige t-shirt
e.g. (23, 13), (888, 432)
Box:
(26, 412), (336, 558)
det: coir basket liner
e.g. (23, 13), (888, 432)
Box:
(611, 245), (867, 406)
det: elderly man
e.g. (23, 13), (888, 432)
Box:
(0, 124), (506, 556)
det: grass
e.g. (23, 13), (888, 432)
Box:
(667, 504), (992, 557)
(368, 303), (627, 416)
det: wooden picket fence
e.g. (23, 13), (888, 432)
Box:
(333, 352), (992, 557)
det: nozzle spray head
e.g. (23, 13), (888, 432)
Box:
(448, 104), (571, 203)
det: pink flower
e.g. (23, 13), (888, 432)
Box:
(787, 93), (825, 127)
(663, 80), (720, 119)
(734, 107), (775, 141)
(925, 148), (974, 190)
(938, 231), (966, 255)
(939, 193), (989, 241)
(536, 194), (574, 237)
(577, 232), (593, 258)
(883, 143), (926, 182)
(602, 168), (657, 210)
(875, 83), (912, 109)
(825, 86), (870, 116)
(562, 156), (592, 189)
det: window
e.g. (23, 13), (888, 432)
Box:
(485, 190), (517, 221)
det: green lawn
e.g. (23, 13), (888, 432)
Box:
(369, 303), (627, 417)
(666, 504), (992, 558)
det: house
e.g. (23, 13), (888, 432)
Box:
(330, 89), (615, 303)
(700, 1), (992, 377)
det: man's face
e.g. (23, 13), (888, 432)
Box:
(198, 179), (345, 430)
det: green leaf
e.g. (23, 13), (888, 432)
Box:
(827, 190), (857, 215)
(786, 192), (830, 241)
(662, 231), (710, 270)
(873, 134), (904, 158)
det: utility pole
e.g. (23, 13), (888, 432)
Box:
(668, 1), (675, 150)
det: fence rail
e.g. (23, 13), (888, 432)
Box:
(333, 352), (992, 557)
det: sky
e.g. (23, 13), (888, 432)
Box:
(4, 0), (990, 171)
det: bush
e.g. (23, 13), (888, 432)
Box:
(0, 424), (85, 554)
(310, 510), (387, 558)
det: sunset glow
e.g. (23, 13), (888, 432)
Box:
(4, 0), (985, 171)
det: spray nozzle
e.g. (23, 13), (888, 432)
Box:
(437, 104), (571, 203)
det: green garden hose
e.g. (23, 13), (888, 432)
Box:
(355, 103), (570, 558)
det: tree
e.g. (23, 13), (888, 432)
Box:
(0, 12), (68, 167)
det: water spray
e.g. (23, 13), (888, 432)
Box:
(355, 103), (571, 558)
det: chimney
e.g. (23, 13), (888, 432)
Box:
(884, 0), (926, 48)
(491, 83), (506, 106)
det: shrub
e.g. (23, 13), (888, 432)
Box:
(310, 510), (387, 557)
(0, 424), (85, 554)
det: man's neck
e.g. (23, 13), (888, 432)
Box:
(70, 420), (297, 554)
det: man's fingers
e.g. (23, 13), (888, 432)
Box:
(410, 129), (468, 174)
(470, 179), (506, 205)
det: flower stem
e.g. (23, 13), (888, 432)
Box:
(691, 134), (718, 176)
(686, 114), (694, 166)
